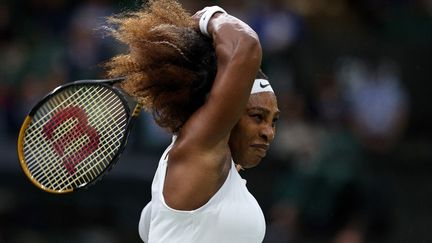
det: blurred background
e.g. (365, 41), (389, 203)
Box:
(0, 0), (431, 242)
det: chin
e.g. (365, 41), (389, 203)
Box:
(241, 157), (262, 169)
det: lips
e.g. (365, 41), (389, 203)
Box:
(251, 144), (269, 157)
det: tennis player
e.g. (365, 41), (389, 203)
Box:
(105, 1), (279, 242)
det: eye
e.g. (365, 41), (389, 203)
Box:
(272, 117), (279, 127)
(250, 114), (263, 123)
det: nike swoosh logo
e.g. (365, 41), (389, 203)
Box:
(260, 82), (270, 88)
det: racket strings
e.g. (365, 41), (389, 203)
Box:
(23, 87), (107, 190)
(24, 88), (115, 161)
(41, 89), (125, 189)
(22, 85), (128, 192)
(27, 87), (89, 130)
(28, 109), (125, 191)
(24, 90), (95, 190)
(24, 88), (114, 177)
(62, 108), (126, 188)
(27, 87), (126, 190)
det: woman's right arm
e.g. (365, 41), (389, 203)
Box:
(164, 10), (262, 210)
(181, 11), (262, 150)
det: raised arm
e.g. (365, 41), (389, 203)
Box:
(164, 8), (262, 210)
(177, 10), (262, 151)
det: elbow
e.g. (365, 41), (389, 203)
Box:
(242, 34), (262, 65)
(210, 14), (262, 66)
(233, 34), (262, 70)
(214, 26), (262, 69)
(230, 31), (262, 65)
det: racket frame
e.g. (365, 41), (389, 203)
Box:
(17, 77), (142, 194)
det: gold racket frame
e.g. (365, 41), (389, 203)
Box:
(17, 115), (74, 194)
(16, 78), (138, 194)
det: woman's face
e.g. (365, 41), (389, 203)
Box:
(229, 92), (280, 168)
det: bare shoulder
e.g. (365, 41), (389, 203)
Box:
(162, 135), (231, 210)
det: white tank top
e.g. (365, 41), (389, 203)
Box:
(138, 137), (266, 243)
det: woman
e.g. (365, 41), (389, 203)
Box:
(105, 0), (279, 242)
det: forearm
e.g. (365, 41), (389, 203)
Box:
(181, 7), (262, 148)
(206, 12), (262, 132)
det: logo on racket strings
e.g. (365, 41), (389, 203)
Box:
(43, 106), (100, 175)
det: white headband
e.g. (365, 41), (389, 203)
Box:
(251, 79), (274, 94)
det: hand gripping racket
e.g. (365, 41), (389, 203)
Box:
(17, 77), (142, 194)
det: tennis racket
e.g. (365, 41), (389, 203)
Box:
(17, 77), (142, 194)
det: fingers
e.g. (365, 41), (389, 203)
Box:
(191, 7), (208, 23)
(191, 8), (207, 30)
(192, 8), (207, 18)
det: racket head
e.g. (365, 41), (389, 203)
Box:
(17, 78), (141, 194)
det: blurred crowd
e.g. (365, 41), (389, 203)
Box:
(1, 0), (432, 243)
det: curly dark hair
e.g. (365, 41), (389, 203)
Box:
(104, 0), (216, 133)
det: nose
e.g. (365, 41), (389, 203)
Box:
(259, 123), (275, 142)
